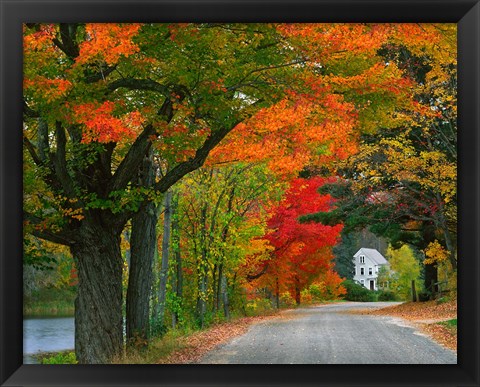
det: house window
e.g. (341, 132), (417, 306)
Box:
(368, 267), (373, 275)
(360, 280), (365, 285)
(360, 268), (364, 275)
(359, 255), (365, 264)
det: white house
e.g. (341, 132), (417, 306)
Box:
(353, 248), (389, 291)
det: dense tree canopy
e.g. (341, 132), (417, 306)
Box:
(23, 23), (456, 364)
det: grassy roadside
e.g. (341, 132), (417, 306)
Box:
(118, 300), (342, 364)
(33, 300), (343, 364)
(113, 313), (283, 364)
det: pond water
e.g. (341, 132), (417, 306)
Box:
(23, 317), (75, 364)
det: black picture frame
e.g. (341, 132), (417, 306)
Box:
(1, 1), (479, 386)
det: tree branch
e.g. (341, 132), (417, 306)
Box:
(23, 101), (39, 118)
(52, 23), (80, 60)
(109, 124), (156, 192)
(53, 122), (77, 198)
(24, 212), (75, 246)
(108, 78), (170, 96)
(23, 135), (43, 166)
(155, 125), (235, 193)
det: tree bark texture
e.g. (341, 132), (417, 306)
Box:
(126, 150), (158, 345)
(71, 224), (123, 364)
(126, 200), (158, 345)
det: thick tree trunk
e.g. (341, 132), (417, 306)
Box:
(156, 190), (172, 323)
(71, 224), (123, 364)
(126, 200), (158, 346)
(126, 149), (158, 345)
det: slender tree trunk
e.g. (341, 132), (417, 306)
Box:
(220, 271), (230, 319)
(71, 224), (123, 364)
(421, 224), (439, 299)
(196, 273), (207, 327)
(212, 263), (218, 312)
(170, 193), (182, 328)
(216, 264), (223, 312)
(275, 277), (280, 309)
(196, 204), (208, 327)
(435, 193), (457, 270)
(156, 190), (172, 323)
(123, 230), (131, 268)
(294, 275), (301, 305)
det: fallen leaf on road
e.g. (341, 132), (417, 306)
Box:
(157, 315), (277, 364)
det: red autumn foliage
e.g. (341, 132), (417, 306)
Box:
(253, 177), (343, 304)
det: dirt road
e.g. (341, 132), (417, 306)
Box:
(198, 302), (457, 364)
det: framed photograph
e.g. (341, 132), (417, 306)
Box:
(1, 0), (479, 386)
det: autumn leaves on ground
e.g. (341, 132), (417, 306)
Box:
(23, 23), (457, 364)
(350, 299), (458, 352)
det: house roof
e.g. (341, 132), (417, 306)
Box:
(354, 248), (389, 265)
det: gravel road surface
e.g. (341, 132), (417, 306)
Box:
(198, 302), (457, 364)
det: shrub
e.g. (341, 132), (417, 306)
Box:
(300, 289), (313, 304)
(307, 284), (324, 301)
(150, 318), (168, 338)
(342, 280), (377, 302)
(417, 291), (431, 302)
(245, 298), (275, 316)
(279, 292), (296, 308)
(40, 351), (77, 364)
(377, 290), (398, 301)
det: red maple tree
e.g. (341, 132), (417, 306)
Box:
(250, 177), (343, 304)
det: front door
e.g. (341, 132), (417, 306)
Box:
(369, 280), (375, 290)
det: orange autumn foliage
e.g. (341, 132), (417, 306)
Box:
(73, 101), (144, 143)
(77, 23), (142, 65)
(210, 93), (359, 177)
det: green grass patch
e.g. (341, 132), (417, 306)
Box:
(36, 351), (77, 364)
(24, 300), (74, 317)
(114, 329), (190, 364)
(439, 318), (457, 328)
(24, 288), (75, 317)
